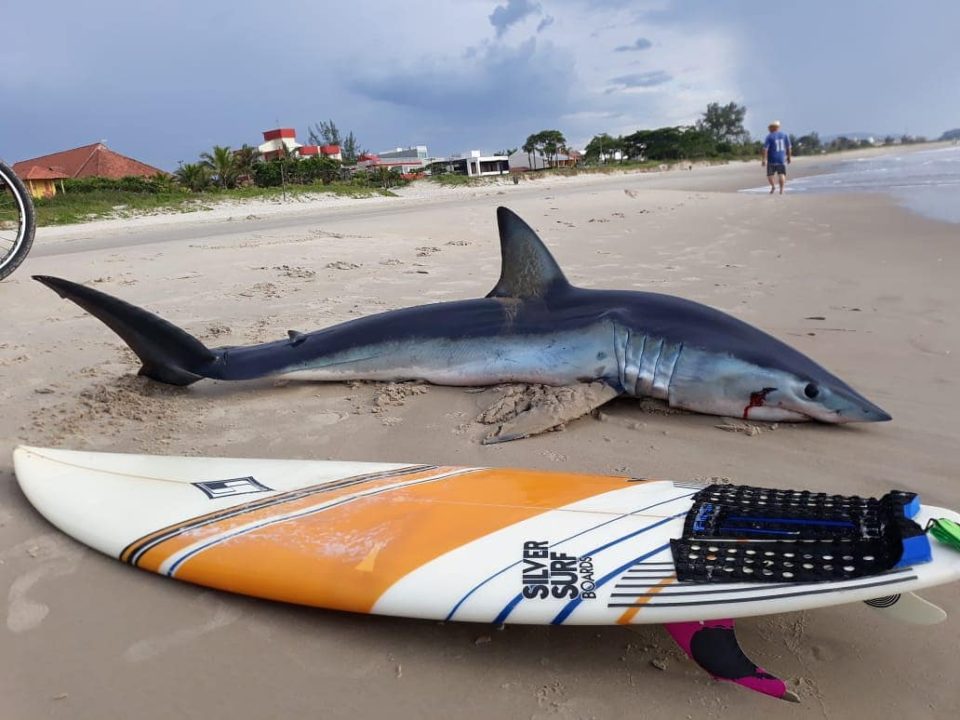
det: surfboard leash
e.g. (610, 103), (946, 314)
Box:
(927, 518), (960, 552)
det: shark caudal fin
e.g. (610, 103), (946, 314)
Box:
(486, 207), (572, 300)
(34, 276), (215, 386)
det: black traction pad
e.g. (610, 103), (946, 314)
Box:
(672, 484), (929, 583)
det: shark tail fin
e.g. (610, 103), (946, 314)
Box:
(34, 275), (215, 386)
(487, 207), (571, 300)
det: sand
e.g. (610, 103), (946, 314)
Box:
(2, 154), (958, 719)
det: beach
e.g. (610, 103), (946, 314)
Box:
(2, 154), (958, 719)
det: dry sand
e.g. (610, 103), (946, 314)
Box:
(2, 156), (958, 719)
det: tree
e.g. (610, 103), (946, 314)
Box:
(539, 130), (567, 166)
(522, 136), (538, 169)
(584, 133), (620, 162)
(175, 162), (212, 192)
(301, 155), (342, 185)
(524, 130), (567, 168)
(309, 120), (342, 146)
(233, 144), (260, 178)
(940, 128), (960, 141)
(495, 147), (518, 157)
(341, 132), (359, 163)
(697, 102), (748, 144)
(200, 145), (239, 189)
(792, 132), (822, 156)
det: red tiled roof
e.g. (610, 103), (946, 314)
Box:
(20, 166), (70, 180)
(263, 128), (297, 141)
(13, 143), (166, 180)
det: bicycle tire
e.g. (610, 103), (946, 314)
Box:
(0, 160), (36, 281)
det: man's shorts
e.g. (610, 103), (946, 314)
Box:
(766, 162), (787, 176)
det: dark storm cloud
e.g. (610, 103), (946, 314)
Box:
(489, 0), (542, 38)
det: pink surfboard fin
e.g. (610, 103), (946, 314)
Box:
(664, 619), (799, 702)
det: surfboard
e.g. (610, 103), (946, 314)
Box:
(13, 446), (960, 627)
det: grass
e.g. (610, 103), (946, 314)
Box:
(33, 182), (399, 227)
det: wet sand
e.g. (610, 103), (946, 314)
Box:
(1, 157), (958, 719)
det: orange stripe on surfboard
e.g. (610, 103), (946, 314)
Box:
(616, 578), (676, 625)
(120, 464), (435, 564)
(131, 466), (460, 572)
(155, 468), (632, 614)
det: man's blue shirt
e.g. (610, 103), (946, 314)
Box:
(764, 131), (790, 164)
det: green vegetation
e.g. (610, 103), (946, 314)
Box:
(583, 102), (758, 164)
(427, 173), (485, 187)
(32, 135), (411, 226)
(522, 130), (568, 168)
(33, 176), (395, 227)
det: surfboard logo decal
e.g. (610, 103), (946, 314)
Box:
(193, 477), (272, 499)
(521, 541), (596, 600)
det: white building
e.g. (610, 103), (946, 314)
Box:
(439, 150), (509, 177)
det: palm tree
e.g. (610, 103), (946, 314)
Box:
(200, 145), (239, 189)
(233, 144), (260, 178)
(175, 163), (212, 192)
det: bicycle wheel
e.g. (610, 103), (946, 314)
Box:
(0, 161), (36, 281)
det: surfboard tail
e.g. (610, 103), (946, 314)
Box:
(34, 275), (216, 386)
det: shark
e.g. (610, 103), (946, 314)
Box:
(34, 207), (890, 442)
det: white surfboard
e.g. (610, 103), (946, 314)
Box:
(13, 446), (960, 627)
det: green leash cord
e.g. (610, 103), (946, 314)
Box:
(927, 518), (960, 552)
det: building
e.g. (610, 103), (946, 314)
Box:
(507, 149), (578, 172)
(13, 142), (166, 198)
(258, 129), (342, 161)
(378, 146), (429, 161)
(438, 150), (509, 177)
(356, 153), (426, 175)
(299, 144), (342, 161)
(15, 166), (70, 199)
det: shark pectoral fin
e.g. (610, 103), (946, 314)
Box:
(664, 620), (798, 702)
(480, 382), (619, 444)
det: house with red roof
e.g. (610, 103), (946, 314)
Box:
(13, 142), (166, 198)
(16, 166), (71, 199)
(258, 129), (342, 162)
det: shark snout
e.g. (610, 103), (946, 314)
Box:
(818, 387), (892, 424)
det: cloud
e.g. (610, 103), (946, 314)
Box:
(537, 15), (555, 32)
(615, 37), (652, 52)
(489, 0), (542, 38)
(609, 70), (672, 88)
(349, 38), (576, 149)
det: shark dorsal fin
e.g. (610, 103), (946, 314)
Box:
(486, 207), (571, 300)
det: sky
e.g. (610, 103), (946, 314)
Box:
(3, 0), (959, 171)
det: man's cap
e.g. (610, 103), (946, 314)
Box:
(769, 120), (781, 128)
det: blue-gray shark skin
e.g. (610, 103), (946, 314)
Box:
(33, 207), (890, 424)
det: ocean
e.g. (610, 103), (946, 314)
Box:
(742, 144), (960, 223)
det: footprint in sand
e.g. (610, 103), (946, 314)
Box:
(123, 592), (242, 662)
(3, 534), (83, 633)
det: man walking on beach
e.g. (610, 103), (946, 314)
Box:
(762, 120), (791, 194)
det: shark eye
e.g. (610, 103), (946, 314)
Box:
(804, 383), (820, 399)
